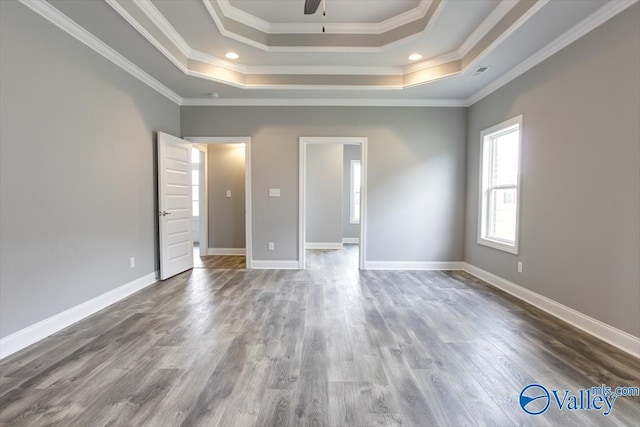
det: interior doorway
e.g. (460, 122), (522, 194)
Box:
(185, 137), (252, 269)
(299, 137), (368, 270)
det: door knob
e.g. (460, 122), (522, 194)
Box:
(159, 210), (171, 216)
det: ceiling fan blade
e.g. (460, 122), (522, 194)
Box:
(304, 0), (321, 15)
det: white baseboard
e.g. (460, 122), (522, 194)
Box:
(306, 242), (343, 250)
(342, 238), (360, 244)
(207, 248), (246, 256)
(251, 260), (300, 270)
(463, 263), (640, 358)
(0, 271), (159, 360)
(365, 261), (465, 271)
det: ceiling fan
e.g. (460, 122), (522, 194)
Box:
(304, 0), (327, 32)
(304, 0), (322, 15)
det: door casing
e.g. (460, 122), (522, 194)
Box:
(185, 137), (253, 269)
(299, 137), (368, 270)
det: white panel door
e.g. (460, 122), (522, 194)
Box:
(158, 132), (193, 280)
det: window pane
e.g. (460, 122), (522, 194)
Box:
(191, 170), (199, 185)
(353, 189), (360, 222)
(353, 163), (361, 190)
(192, 185), (199, 202)
(488, 188), (517, 242)
(191, 148), (200, 164)
(192, 201), (199, 216)
(491, 130), (519, 186)
(351, 161), (361, 223)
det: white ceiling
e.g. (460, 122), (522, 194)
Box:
(26, 0), (639, 105)
(227, 0), (423, 25)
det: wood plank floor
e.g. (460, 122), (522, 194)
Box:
(195, 255), (246, 269)
(1, 246), (638, 426)
(193, 245), (246, 269)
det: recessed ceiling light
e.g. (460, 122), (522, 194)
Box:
(225, 52), (239, 60)
(409, 53), (422, 61)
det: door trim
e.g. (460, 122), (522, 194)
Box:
(185, 136), (253, 269)
(299, 137), (368, 270)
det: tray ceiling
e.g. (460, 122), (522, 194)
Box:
(21, 0), (639, 105)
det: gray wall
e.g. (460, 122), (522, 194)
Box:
(182, 106), (467, 262)
(465, 5), (640, 336)
(0, 2), (180, 338)
(343, 145), (362, 240)
(208, 144), (246, 249)
(306, 144), (343, 244)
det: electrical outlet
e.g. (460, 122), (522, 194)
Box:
(130, 257), (136, 268)
(517, 261), (523, 273)
(226, 190), (231, 198)
(268, 242), (275, 251)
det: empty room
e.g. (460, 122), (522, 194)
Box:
(1, 0), (639, 426)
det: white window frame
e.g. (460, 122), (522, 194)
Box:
(477, 115), (523, 254)
(350, 160), (361, 224)
(191, 147), (201, 218)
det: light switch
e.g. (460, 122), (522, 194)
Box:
(269, 188), (281, 197)
(226, 190), (231, 198)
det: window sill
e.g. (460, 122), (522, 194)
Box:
(477, 237), (518, 255)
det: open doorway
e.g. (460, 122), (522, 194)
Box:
(186, 137), (252, 269)
(299, 137), (367, 270)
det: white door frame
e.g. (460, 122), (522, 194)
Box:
(299, 137), (368, 270)
(185, 136), (253, 269)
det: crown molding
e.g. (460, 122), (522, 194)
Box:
(374, 0), (447, 52)
(203, 0), (445, 52)
(465, 0), (639, 106)
(254, 45), (383, 53)
(239, 84), (403, 91)
(457, 0), (519, 58)
(19, 0), (182, 105)
(181, 98), (467, 107)
(463, 0), (551, 76)
(246, 65), (402, 76)
(20, 0), (633, 108)
(377, 0), (434, 34)
(188, 50), (248, 73)
(400, 1), (519, 75)
(108, 0), (247, 74)
(185, 70), (246, 89)
(106, 0), (545, 91)
(133, 0), (192, 56)
(402, 51), (460, 74)
(105, 0), (189, 73)
(106, 0), (463, 87)
(217, 0), (270, 33)
(217, 0), (434, 35)
(202, 0), (271, 52)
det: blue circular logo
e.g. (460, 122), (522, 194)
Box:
(519, 384), (550, 415)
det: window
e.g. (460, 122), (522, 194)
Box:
(350, 160), (361, 224)
(191, 148), (200, 216)
(478, 115), (522, 254)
